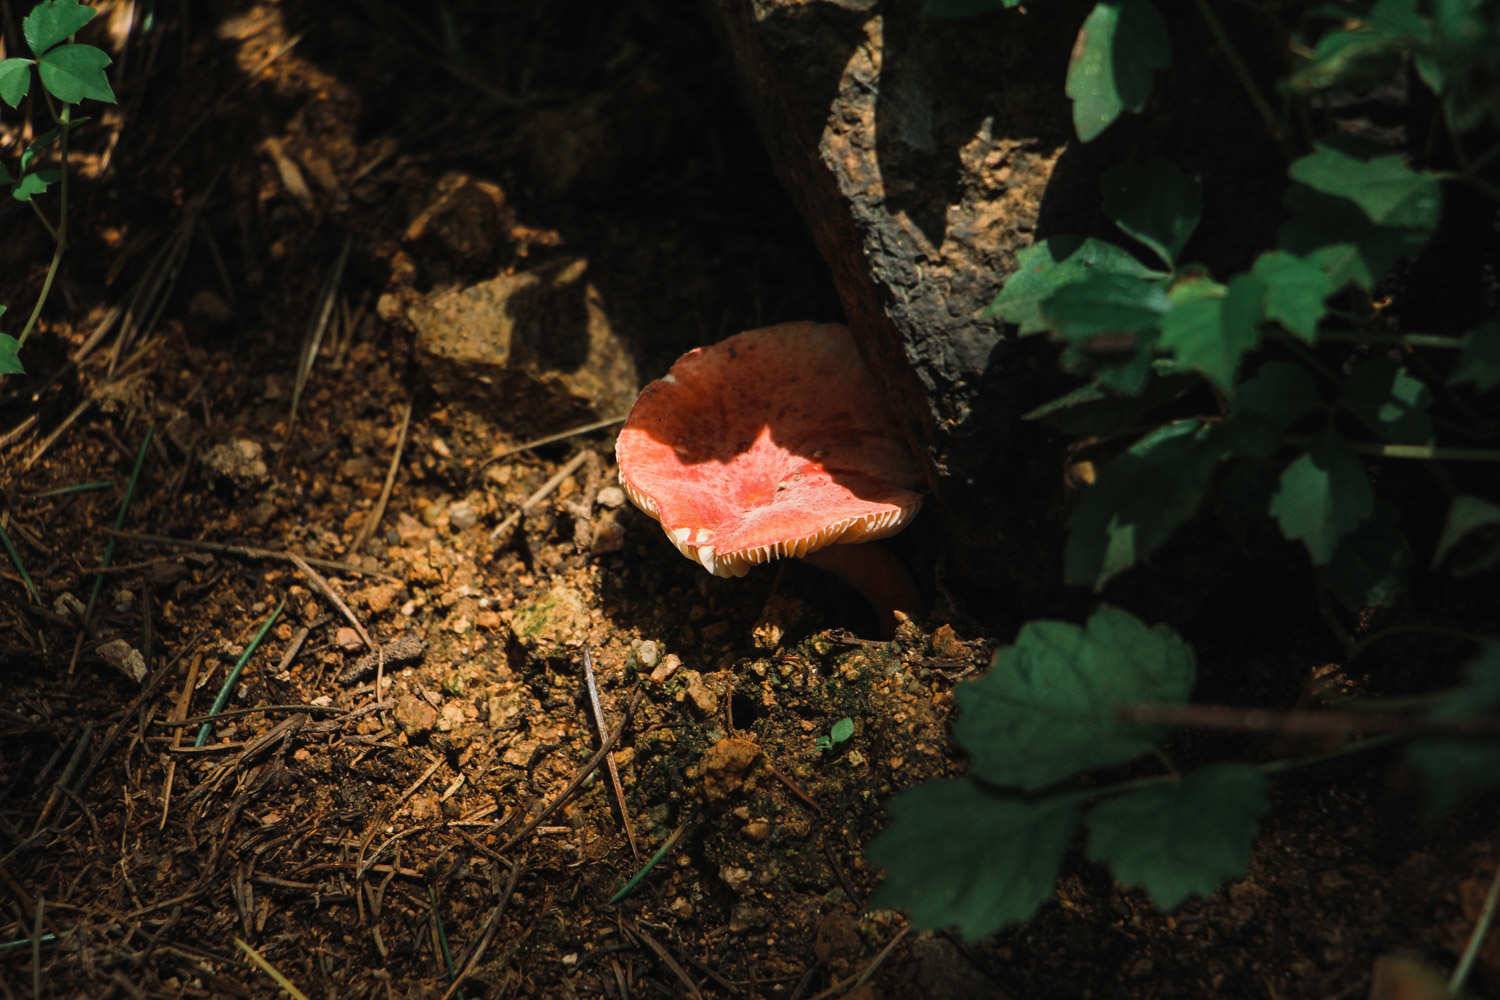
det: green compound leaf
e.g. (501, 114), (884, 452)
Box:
(10, 168), (60, 202)
(38, 43), (115, 104)
(1224, 362), (1322, 458)
(1066, 0), (1170, 143)
(1043, 270), (1170, 338)
(1407, 642), (1500, 816)
(954, 606), (1196, 791)
(1326, 502), (1410, 611)
(1268, 431), (1375, 566)
(988, 236), (1159, 335)
(1102, 158), (1202, 268)
(1452, 321), (1500, 391)
(23, 0), (98, 56)
(1341, 359), (1434, 445)
(1158, 273), (1265, 392)
(1065, 420), (1224, 590)
(0, 332), (22, 376)
(868, 780), (1078, 939)
(1250, 250), (1332, 343)
(0, 58), (33, 108)
(1085, 764), (1269, 911)
(1433, 494), (1500, 573)
(1288, 145), (1442, 230)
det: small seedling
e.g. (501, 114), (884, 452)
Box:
(815, 716), (855, 753)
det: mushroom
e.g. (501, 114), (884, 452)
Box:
(614, 321), (923, 632)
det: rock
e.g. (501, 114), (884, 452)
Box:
(682, 670), (718, 716)
(447, 501), (478, 531)
(96, 639), (146, 683)
(719, 864), (753, 893)
(649, 653), (682, 685)
(691, 737), (759, 803)
(742, 818), (771, 842)
(407, 257), (638, 429)
(595, 485), (626, 509)
(202, 438), (268, 485)
(393, 691), (438, 734)
(504, 584), (592, 653)
(53, 592), (85, 621)
(930, 623), (965, 660)
(355, 583), (402, 614)
(334, 627), (363, 652)
(633, 640), (661, 670)
(437, 702), (466, 732)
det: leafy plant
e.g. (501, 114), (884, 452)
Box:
(814, 716), (855, 753)
(878, 0), (1500, 966)
(0, 0), (116, 375)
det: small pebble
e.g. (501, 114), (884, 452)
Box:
(334, 627), (363, 652)
(596, 485), (626, 509)
(448, 501), (478, 531)
(649, 653), (682, 685)
(633, 639), (661, 669)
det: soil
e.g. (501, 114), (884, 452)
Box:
(0, 2), (1496, 999)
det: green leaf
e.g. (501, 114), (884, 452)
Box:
(1433, 494), (1500, 572)
(1452, 321), (1500, 391)
(1102, 158), (1202, 268)
(954, 606), (1196, 790)
(0, 333), (22, 375)
(0, 58), (33, 108)
(1065, 0), (1171, 142)
(869, 781), (1078, 938)
(988, 237), (1158, 335)
(830, 717), (855, 744)
(1043, 271), (1169, 338)
(1085, 765), (1269, 910)
(1288, 27), (1407, 94)
(10, 168), (60, 202)
(1279, 189), (1429, 293)
(1288, 145), (1442, 230)
(1158, 274), (1265, 392)
(1341, 359), (1434, 445)
(23, 0), (98, 55)
(1022, 370), (1195, 434)
(1225, 362), (1322, 458)
(37, 43), (115, 104)
(1326, 502), (1410, 611)
(1065, 420), (1223, 590)
(1250, 251), (1332, 342)
(1268, 431), (1375, 565)
(1407, 642), (1500, 815)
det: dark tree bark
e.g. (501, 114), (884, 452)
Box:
(710, 0), (1095, 591)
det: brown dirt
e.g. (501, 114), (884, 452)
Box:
(0, 2), (1496, 998)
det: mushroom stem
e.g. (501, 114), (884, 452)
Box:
(803, 543), (921, 637)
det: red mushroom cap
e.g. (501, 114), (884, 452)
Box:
(615, 322), (923, 577)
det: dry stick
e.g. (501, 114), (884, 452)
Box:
(472, 415), (626, 482)
(622, 918), (704, 1000)
(104, 529), (398, 580)
(489, 450), (590, 540)
(583, 648), (639, 860)
(233, 937), (310, 1000)
(1117, 702), (1500, 737)
(29, 723), (91, 835)
(438, 859), (523, 1000)
(288, 553), (384, 704)
(160, 652), (202, 829)
(498, 687), (646, 854)
(22, 397), (93, 472)
(0, 412), (38, 452)
(349, 400), (412, 556)
(805, 925), (911, 1000)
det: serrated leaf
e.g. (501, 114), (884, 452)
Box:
(1225, 362), (1322, 458)
(1407, 641), (1500, 815)
(954, 606), (1196, 790)
(1279, 186), (1430, 293)
(1066, 420), (1223, 590)
(10, 168), (60, 202)
(1433, 494), (1500, 571)
(1288, 145), (1442, 230)
(1158, 274), (1265, 392)
(0, 58), (33, 108)
(23, 0), (98, 55)
(1066, 0), (1170, 142)
(0, 333), (22, 375)
(868, 780), (1077, 938)
(1102, 158), (1202, 268)
(988, 237), (1158, 335)
(1250, 251), (1332, 342)
(1342, 359), (1434, 444)
(1085, 764), (1268, 910)
(38, 43), (114, 104)
(1326, 502), (1410, 610)
(1269, 431), (1375, 565)
(1452, 321), (1500, 391)
(1043, 271), (1170, 338)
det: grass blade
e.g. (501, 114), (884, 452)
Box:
(195, 596), (286, 747)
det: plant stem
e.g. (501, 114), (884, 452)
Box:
(16, 105), (70, 347)
(1285, 434), (1500, 463)
(1192, 0), (1294, 159)
(1313, 331), (1466, 350)
(1451, 858), (1500, 995)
